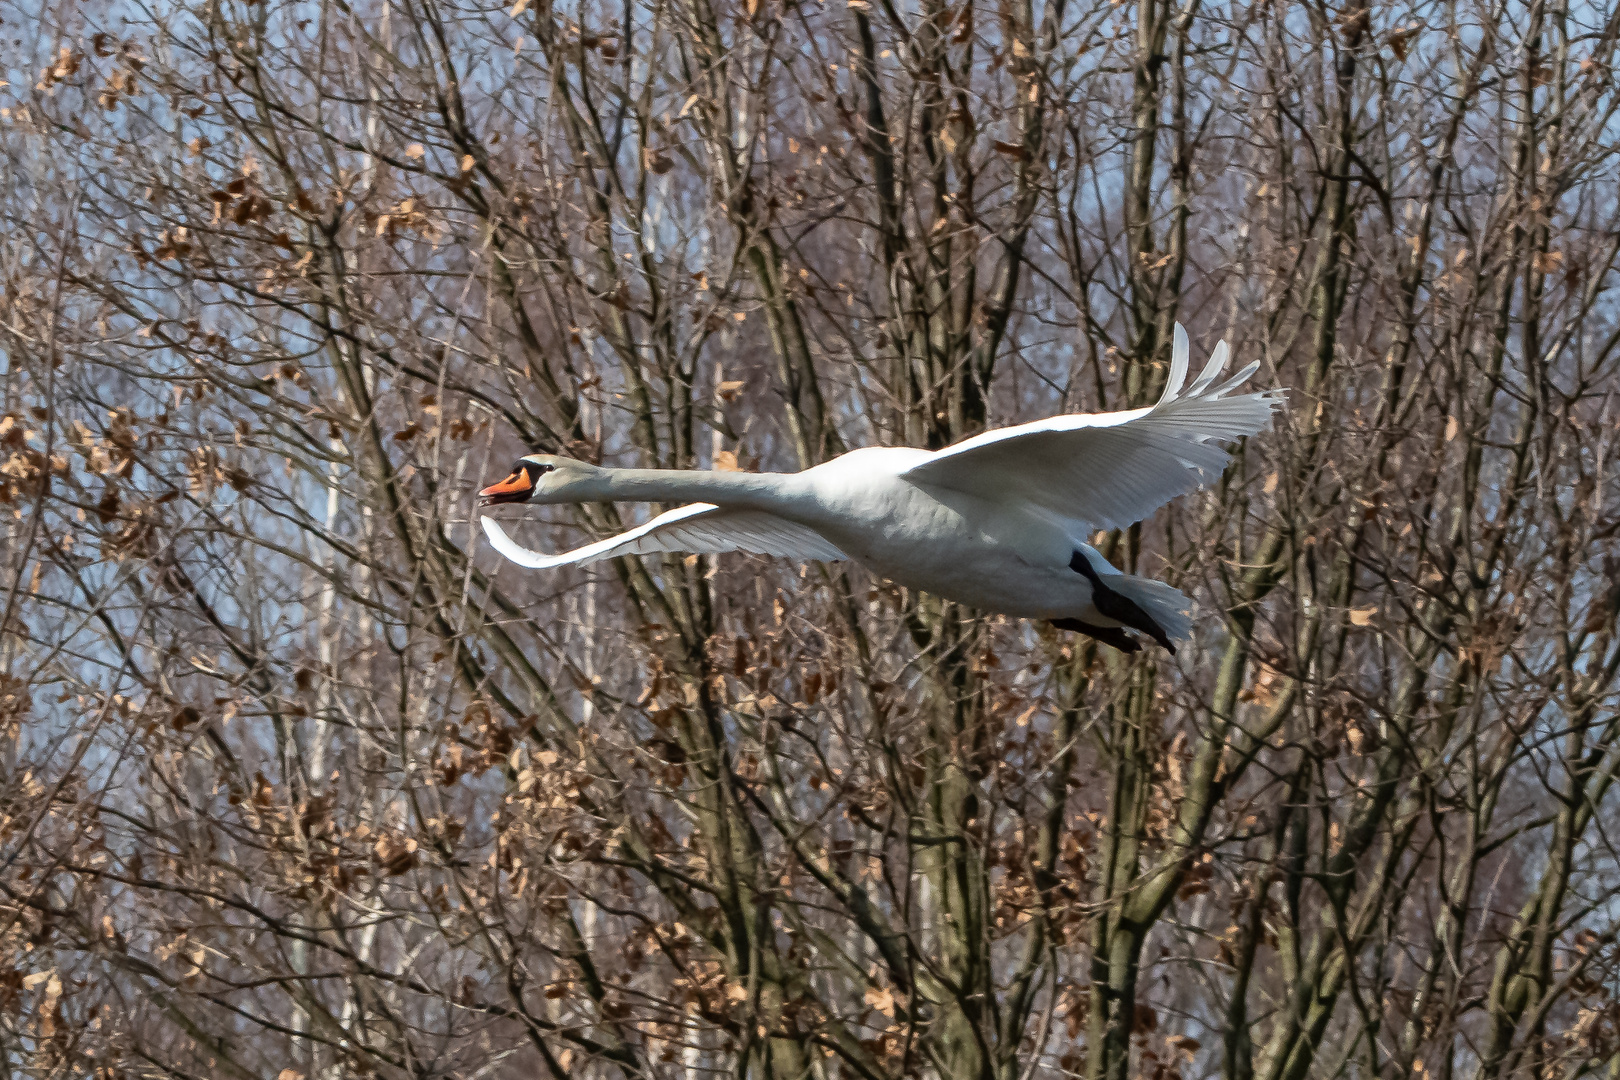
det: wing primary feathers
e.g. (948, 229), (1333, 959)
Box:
(1213, 359), (1264, 399)
(481, 505), (847, 570)
(1165, 323), (1190, 403)
(482, 516), (575, 568)
(1184, 339), (1230, 398)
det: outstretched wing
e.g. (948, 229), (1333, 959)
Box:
(900, 324), (1282, 533)
(481, 503), (846, 569)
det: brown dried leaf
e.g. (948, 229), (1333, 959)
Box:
(375, 835), (419, 875)
(864, 984), (895, 1017)
(1388, 26), (1418, 60)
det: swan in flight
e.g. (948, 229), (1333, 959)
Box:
(478, 325), (1279, 653)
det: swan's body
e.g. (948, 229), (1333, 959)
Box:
(479, 325), (1281, 652)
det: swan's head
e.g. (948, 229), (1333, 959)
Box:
(478, 454), (604, 506)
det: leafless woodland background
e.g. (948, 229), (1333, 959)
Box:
(1, 0), (1619, 1075)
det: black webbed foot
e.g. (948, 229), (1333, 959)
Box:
(1051, 618), (1142, 654)
(1065, 550), (1176, 655)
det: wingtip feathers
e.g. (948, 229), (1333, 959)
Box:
(1157, 327), (1243, 408)
(1165, 323), (1191, 403)
(1186, 339), (1231, 398)
(1213, 358), (1263, 399)
(480, 515), (555, 569)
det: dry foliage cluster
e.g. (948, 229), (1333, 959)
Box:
(1, 0), (1619, 1076)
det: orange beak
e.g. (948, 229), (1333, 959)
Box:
(478, 467), (534, 506)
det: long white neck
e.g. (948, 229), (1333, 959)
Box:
(574, 468), (802, 511)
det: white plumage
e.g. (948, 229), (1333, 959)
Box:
(899, 327), (1268, 532)
(478, 324), (1280, 653)
(483, 503), (848, 568)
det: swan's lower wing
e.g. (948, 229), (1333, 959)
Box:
(900, 326), (1281, 532)
(481, 503), (846, 569)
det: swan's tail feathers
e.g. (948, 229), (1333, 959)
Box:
(1109, 575), (1195, 647)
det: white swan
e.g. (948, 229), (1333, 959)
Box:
(478, 324), (1280, 653)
